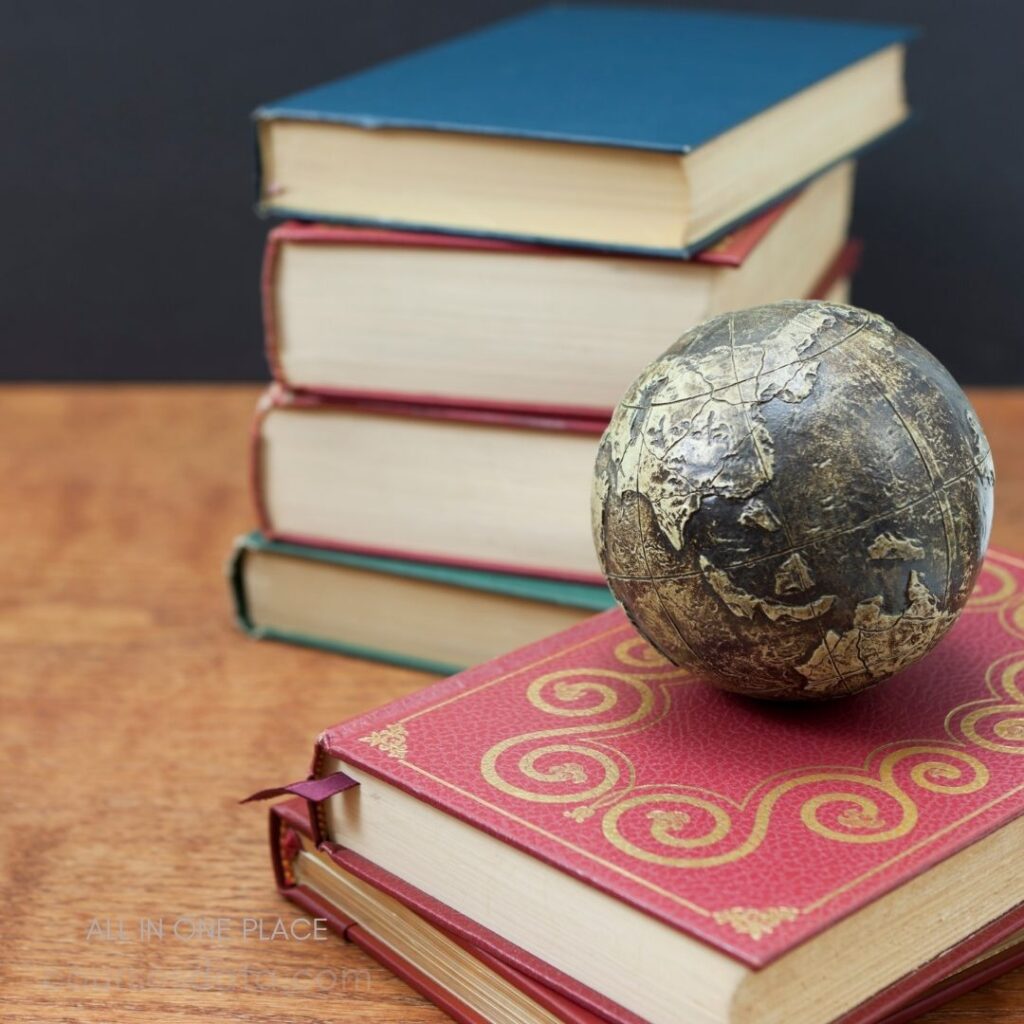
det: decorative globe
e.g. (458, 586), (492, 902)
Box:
(592, 301), (994, 700)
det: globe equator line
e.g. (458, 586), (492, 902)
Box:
(605, 454), (991, 585)
(617, 316), (872, 412)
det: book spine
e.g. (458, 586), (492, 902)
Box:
(249, 388), (277, 538)
(251, 120), (267, 218)
(307, 736), (337, 848)
(225, 533), (257, 637)
(269, 797), (308, 890)
(261, 228), (289, 389)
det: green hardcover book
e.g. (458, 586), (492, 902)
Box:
(228, 532), (614, 675)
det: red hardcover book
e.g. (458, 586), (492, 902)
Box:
(281, 549), (1024, 1024)
(270, 798), (1024, 1024)
(261, 163), (859, 419)
(271, 798), (620, 1024)
(250, 386), (610, 583)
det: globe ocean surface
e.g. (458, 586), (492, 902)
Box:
(592, 301), (995, 699)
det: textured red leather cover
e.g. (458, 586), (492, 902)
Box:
(250, 383), (609, 584)
(271, 799), (1024, 1024)
(313, 549), (1024, 968)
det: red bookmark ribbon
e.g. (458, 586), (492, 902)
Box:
(241, 771), (359, 804)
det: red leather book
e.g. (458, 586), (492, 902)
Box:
(261, 164), (859, 419)
(270, 798), (1024, 1024)
(250, 385), (610, 584)
(284, 548), (1024, 1024)
(271, 798), (621, 1024)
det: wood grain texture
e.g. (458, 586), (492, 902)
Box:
(0, 384), (1020, 1024)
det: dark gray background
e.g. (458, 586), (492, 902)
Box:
(4, 0), (1021, 382)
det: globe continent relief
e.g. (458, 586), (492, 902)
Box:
(592, 301), (995, 700)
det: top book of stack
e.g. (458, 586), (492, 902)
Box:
(254, 5), (912, 256)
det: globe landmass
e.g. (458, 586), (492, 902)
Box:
(592, 301), (995, 699)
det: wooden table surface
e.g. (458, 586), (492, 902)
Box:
(2, 384), (1022, 1024)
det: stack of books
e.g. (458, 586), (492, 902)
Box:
(265, 551), (1024, 1024)
(230, 4), (908, 674)
(239, 9), (1024, 1021)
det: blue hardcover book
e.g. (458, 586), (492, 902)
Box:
(255, 4), (913, 256)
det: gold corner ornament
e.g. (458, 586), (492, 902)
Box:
(360, 722), (408, 760)
(712, 905), (799, 940)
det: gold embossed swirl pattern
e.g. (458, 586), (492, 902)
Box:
(478, 627), (1024, 868)
(480, 641), (685, 806)
(598, 746), (988, 868)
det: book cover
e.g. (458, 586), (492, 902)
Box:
(270, 799), (1024, 1024)
(229, 531), (615, 675)
(312, 549), (1024, 968)
(255, 6), (910, 154)
(253, 6), (910, 255)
